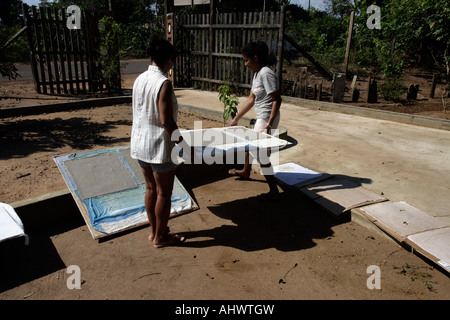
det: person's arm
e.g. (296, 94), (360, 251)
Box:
(228, 91), (255, 126)
(158, 80), (182, 143)
(264, 91), (282, 132)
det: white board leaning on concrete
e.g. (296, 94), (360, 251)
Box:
(0, 202), (29, 245)
(358, 201), (448, 242)
(406, 227), (450, 274)
(273, 162), (328, 188)
(300, 178), (387, 217)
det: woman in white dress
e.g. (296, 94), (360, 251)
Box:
(131, 35), (185, 248)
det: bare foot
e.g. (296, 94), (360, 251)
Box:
(228, 168), (250, 179)
(154, 232), (186, 248)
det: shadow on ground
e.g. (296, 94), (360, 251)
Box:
(181, 189), (339, 252)
(0, 117), (131, 159)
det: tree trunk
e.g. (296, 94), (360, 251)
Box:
(445, 43), (450, 96)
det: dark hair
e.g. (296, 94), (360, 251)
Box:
(241, 41), (277, 67)
(146, 34), (177, 68)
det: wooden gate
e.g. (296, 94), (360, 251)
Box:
(171, 7), (285, 92)
(22, 4), (103, 94)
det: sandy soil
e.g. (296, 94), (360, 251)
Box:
(0, 78), (449, 301)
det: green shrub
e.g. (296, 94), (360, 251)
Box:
(379, 78), (407, 102)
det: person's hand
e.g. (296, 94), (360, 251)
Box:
(228, 118), (238, 127)
(175, 139), (194, 163)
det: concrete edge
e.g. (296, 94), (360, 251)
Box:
(2, 92), (448, 132)
(178, 103), (253, 127)
(350, 207), (398, 243)
(282, 95), (450, 131)
(0, 96), (132, 118)
(10, 189), (71, 208)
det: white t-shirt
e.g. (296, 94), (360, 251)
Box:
(130, 65), (178, 163)
(252, 66), (279, 119)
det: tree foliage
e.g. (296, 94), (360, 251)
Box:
(0, 0), (449, 86)
(286, 0), (449, 82)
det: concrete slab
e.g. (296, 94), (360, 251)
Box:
(300, 178), (387, 217)
(174, 89), (450, 226)
(359, 201), (448, 242)
(273, 162), (328, 188)
(406, 227), (450, 274)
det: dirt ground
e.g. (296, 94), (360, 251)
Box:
(1, 77), (449, 301)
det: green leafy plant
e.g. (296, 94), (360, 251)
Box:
(218, 85), (239, 126)
(380, 55), (404, 79)
(379, 78), (407, 102)
(96, 16), (124, 92)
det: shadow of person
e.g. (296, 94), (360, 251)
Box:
(180, 190), (338, 252)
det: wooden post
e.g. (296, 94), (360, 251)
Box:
(366, 76), (377, 103)
(332, 72), (345, 103)
(164, 0), (174, 17)
(166, 12), (174, 82)
(343, 10), (355, 76)
(407, 84), (419, 100)
(352, 88), (360, 102)
(208, 0), (217, 91)
(54, 7), (68, 94)
(317, 82), (322, 101)
(276, 5), (285, 91)
(430, 73), (438, 98)
(22, 4), (41, 93)
(61, 7), (74, 93)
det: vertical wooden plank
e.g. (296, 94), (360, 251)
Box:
(22, 4), (41, 94)
(208, 3), (215, 90)
(257, 12), (262, 41)
(39, 6), (54, 93)
(263, 11), (269, 42)
(203, 13), (206, 84)
(430, 73), (438, 98)
(276, 7), (285, 91)
(70, 27), (81, 92)
(82, 10), (94, 93)
(176, 14), (181, 86)
(33, 6), (46, 94)
(231, 12), (237, 84)
(254, 12), (259, 41)
(61, 7), (74, 94)
(54, 7), (68, 94)
(269, 11), (274, 52)
(47, 7), (61, 94)
(75, 25), (86, 93)
(240, 12), (247, 85)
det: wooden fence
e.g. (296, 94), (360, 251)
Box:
(22, 4), (104, 94)
(171, 7), (285, 92)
